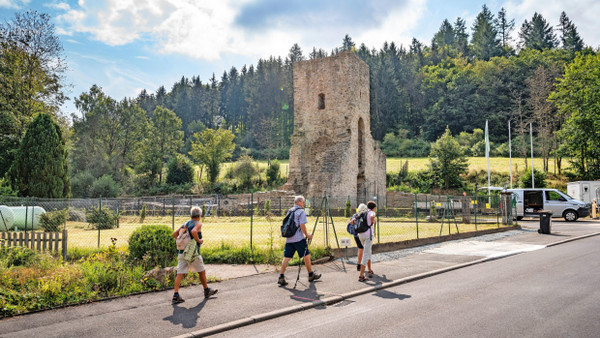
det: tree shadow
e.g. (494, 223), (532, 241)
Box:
(163, 298), (210, 329)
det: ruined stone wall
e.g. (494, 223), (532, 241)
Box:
(284, 51), (386, 207)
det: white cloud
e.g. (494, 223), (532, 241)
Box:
(53, 0), (428, 62)
(0, 0), (29, 9)
(356, 0), (427, 50)
(56, 0), (249, 60)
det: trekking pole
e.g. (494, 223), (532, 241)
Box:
(294, 239), (311, 289)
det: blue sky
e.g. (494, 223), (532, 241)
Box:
(1, 0), (599, 117)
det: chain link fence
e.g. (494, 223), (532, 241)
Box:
(0, 191), (516, 252)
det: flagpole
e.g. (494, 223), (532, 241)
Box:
(509, 120), (513, 189)
(486, 120), (491, 206)
(530, 122), (534, 188)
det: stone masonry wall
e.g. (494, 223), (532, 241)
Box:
(284, 51), (386, 207)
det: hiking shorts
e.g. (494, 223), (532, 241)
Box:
(283, 239), (310, 258)
(176, 254), (205, 274)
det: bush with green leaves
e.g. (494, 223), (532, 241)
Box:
(86, 207), (118, 229)
(90, 174), (121, 198)
(345, 199), (352, 217)
(128, 225), (176, 270)
(139, 204), (147, 223)
(233, 155), (258, 189)
(166, 154), (194, 185)
(519, 168), (547, 188)
(266, 159), (281, 186)
(0, 246), (38, 267)
(39, 209), (68, 232)
(70, 170), (95, 198)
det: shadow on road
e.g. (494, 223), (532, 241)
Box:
(163, 298), (210, 328)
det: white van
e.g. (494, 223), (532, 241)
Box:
(507, 188), (590, 221)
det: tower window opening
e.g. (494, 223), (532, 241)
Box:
(318, 93), (325, 110)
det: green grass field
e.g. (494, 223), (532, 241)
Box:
(65, 214), (504, 251)
(212, 157), (564, 182)
(386, 157), (566, 174)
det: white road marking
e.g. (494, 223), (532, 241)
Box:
(424, 240), (546, 258)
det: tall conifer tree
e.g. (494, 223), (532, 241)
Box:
(11, 113), (70, 197)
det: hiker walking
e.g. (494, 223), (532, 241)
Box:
(277, 195), (321, 286)
(171, 206), (218, 304)
(349, 203), (370, 272)
(358, 201), (377, 282)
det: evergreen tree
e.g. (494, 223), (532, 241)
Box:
(495, 7), (515, 54)
(558, 12), (584, 54)
(287, 43), (304, 63)
(453, 17), (469, 56)
(519, 12), (557, 51)
(10, 113), (70, 197)
(342, 34), (356, 51)
(470, 5), (502, 60)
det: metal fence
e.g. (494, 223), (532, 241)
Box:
(0, 191), (516, 251)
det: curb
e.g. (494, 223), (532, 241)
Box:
(173, 231), (600, 338)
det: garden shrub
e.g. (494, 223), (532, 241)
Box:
(139, 204), (147, 223)
(86, 207), (118, 229)
(68, 208), (86, 222)
(345, 199), (352, 217)
(39, 209), (68, 232)
(128, 225), (176, 270)
(0, 246), (38, 267)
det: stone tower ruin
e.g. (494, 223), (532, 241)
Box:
(285, 51), (386, 205)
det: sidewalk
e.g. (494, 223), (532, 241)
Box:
(1, 219), (599, 338)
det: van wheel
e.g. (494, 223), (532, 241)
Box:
(563, 210), (578, 222)
(516, 216), (523, 221)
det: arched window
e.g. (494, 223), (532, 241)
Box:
(318, 93), (325, 110)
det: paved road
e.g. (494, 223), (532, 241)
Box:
(216, 235), (600, 338)
(1, 218), (598, 338)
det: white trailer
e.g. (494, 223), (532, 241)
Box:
(567, 181), (600, 204)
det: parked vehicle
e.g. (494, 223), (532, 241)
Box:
(507, 188), (590, 222)
(567, 181), (600, 204)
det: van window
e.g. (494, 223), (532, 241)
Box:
(546, 191), (566, 201)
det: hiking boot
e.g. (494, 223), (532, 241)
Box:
(172, 294), (185, 304)
(277, 275), (288, 286)
(308, 272), (321, 282)
(204, 288), (218, 298)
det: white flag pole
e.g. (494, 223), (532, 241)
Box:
(509, 120), (513, 189)
(530, 122), (534, 188)
(486, 120), (491, 206)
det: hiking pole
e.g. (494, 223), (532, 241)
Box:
(294, 238), (311, 289)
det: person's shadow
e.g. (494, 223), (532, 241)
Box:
(285, 278), (327, 309)
(370, 274), (412, 300)
(163, 298), (208, 328)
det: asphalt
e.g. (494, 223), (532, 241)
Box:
(1, 218), (599, 338)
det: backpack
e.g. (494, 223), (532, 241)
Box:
(354, 212), (370, 233)
(346, 221), (357, 235)
(176, 221), (194, 250)
(281, 207), (300, 238)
